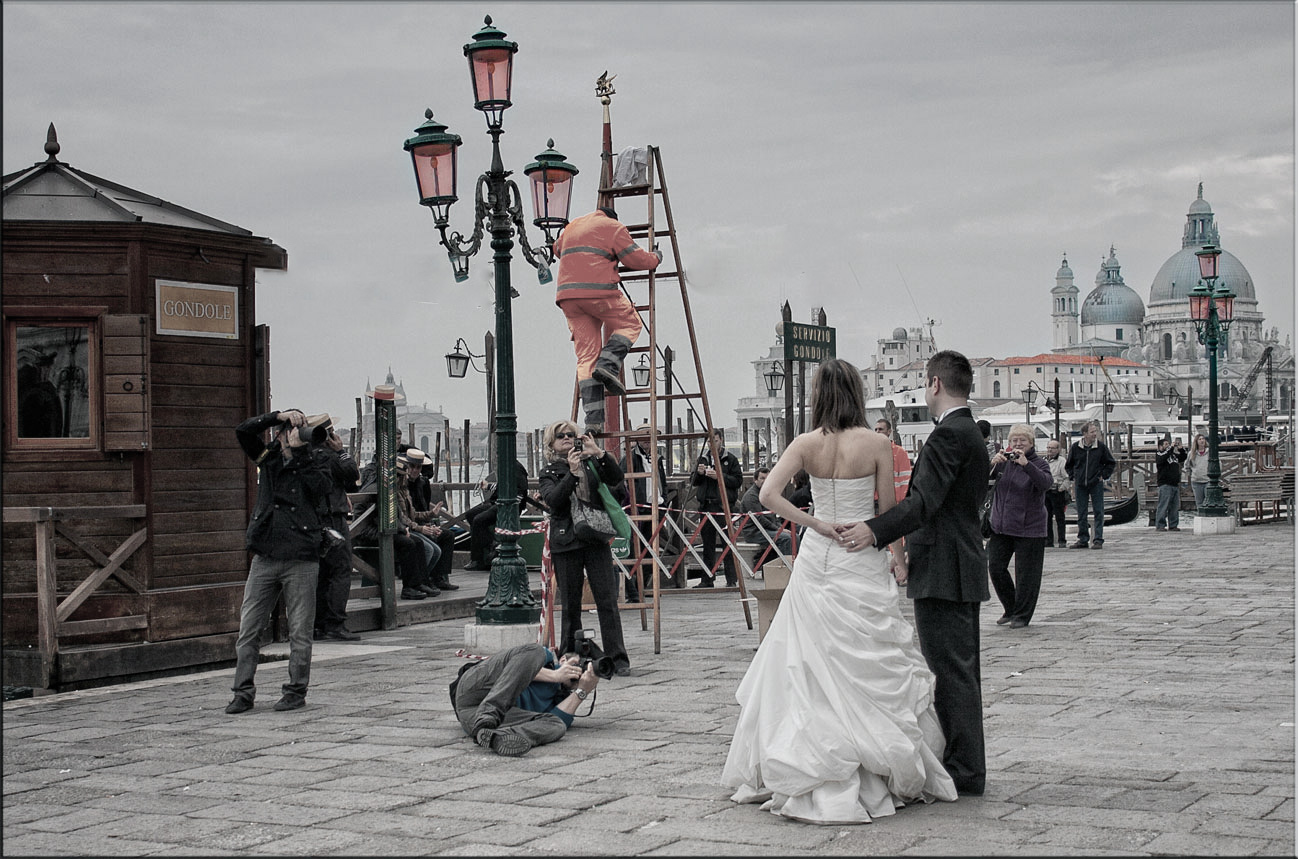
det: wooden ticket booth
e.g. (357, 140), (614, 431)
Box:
(2, 126), (287, 691)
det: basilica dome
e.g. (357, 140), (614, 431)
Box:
(1148, 184), (1256, 305)
(1080, 246), (1145, 326)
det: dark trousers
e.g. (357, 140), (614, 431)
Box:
(430, 529), (457, 585)
(453, 644), (568, 748)
(1044, 489), (1069, 547)
(466, 502), (499, 564)
(699, 507), (737, 585)
(392, 533), (429, 589)
(552, 542), (629, 669)
(912, 598), (985, 794)
(315, 520), (352, 633)
(1074, 481), (1106, 545)
(987, 532), (1045, 624)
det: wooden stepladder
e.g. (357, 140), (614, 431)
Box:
(567, 74), (752, 653)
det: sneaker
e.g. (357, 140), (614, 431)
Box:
(592, 366), (626, 397)
(1069, 541), (1089, 549)
(996, 614), (1012, 625)
(323, 628), (361, 641)
(272, 695), (305, 712)
(1091, 542), (1104, 549)
(224, 696), (253, 715)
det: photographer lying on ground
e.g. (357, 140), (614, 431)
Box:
(449, 643), (599, 757)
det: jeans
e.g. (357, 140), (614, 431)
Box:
(232, 555), (318, 701)
(411, 531), (443, 584)
(1192, 481), (1208, 510)
(1073, 482), (1106, 545)
(1156, 484), (1181, 529)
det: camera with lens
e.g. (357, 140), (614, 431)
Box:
(573, 628), (616, 679)
(284, 413), (333, 446)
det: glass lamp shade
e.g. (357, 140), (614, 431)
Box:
(403, 111), (461, 221)
(445, 348), (471, 378)
(764, 367), (785, 394)
(524, 140), (579, 241)
(1022, 386), (1038, 405)
(448, 251), (470, 283)
(632, 356), (651, 388)
(1196, 244), (1221, 281)
(1164, 388), (1179, 406)
(1188, 285), (1213, 322)
(464, 17), (517, 128)
(1214, 288), (1236, 322)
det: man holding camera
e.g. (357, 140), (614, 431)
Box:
(1154, 436), (1188, 532)
(228, 409), (332, 714)
(691, 427), (743, 587)
(450, 643), (599, 757)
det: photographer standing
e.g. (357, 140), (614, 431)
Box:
(691, 427), (743, 587)
(1155, 436), (1188, 532)
(227, 409), (331, 714)
(538, 420), (631, 676)
(450, 643), (598, 757)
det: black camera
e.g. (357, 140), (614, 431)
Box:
(284, 414), (333, 446)
(573, 628), (616, 679)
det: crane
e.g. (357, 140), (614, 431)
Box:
(1226, 345), (1274, 413)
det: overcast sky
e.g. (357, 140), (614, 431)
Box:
(4, 2), (1293, 436)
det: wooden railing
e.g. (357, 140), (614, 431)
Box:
(2, 505), (148, 688)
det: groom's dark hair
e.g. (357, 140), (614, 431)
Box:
(927, 350), (973, 398)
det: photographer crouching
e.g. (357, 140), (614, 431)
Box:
(449, 639), (603, 757)
(226, 409), (332, 715)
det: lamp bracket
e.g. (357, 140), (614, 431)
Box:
(438, 174), (493, 266)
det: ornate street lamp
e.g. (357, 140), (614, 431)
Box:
(1021, 383), (1039, 425)
(1188, 244), (1236, 526)
(404, 16), (578, 628)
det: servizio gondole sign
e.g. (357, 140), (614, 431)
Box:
(155, 280), (239, 339)
(782, 321), (835, 362)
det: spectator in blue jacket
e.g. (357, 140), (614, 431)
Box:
(987, 424), (1052, 629)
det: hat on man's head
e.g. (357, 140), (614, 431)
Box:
(406, 448), (427, 466)
(396, 455), (411, 470)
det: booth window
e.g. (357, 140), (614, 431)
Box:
(6, 318), (100, 451)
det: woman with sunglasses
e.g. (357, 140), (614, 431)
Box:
(538, 420), (631, 676)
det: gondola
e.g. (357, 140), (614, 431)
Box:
(1065, 490), (1139, 526)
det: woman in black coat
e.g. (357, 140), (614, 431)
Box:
(538, 420), (630, 675)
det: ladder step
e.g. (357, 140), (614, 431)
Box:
(620, 270), (680, 281)
(599, 184), (660, 198)
(624, 391), (700, 402)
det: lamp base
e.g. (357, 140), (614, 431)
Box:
(1193, 514), (1237, 536)
(464, 622), (539, 655)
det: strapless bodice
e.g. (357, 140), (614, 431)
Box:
(809, 475), (876, 522)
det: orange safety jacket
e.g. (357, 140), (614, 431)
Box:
(891, 443), (913, 498)
(553, 210), (659, 301)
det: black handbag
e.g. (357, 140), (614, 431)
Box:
(571, 496), (618, 542)
(980, 473), (1001, 539)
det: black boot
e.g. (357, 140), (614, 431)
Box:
(592, 334), (634, 396)
(580, 378), (606, 435)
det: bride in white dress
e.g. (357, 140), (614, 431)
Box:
(722, 358), (957, 824)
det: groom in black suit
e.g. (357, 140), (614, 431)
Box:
(840, 350), (991, 796)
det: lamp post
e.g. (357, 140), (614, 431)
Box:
(1021, 384), (1038, 425)
(764, 363), (785, 460)
(445, 334), (497, 475)
(1188, 244), (1236, 531)
(404, 16), (578, 630)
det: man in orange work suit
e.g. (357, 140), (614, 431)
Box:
(552, 206), (661, 433)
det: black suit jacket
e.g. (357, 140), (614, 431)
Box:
(869, 407), (990, 603)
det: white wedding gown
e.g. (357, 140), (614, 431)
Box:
(722, 475), (957, 824)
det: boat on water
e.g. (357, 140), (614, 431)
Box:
(1065, 490), (1139, 526)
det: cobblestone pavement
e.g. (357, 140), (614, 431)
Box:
(3, 518), (1294, 856)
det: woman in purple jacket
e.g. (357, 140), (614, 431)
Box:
(987, 424), (1052, 629)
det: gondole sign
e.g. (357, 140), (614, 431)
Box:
(155, 280), (239, 339)
(782, 321), (836, 362)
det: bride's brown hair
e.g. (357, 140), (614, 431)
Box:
(810, 358), (868, 433)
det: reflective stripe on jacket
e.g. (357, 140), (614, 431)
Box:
(553, 210), (659, 300)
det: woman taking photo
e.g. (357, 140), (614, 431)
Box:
(1186, 434), (1210, 510)
(538, 420), (631, 676)
(987, 424), (1052, 629)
